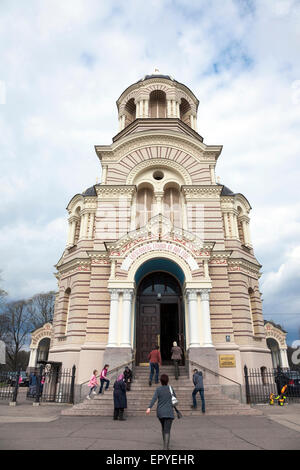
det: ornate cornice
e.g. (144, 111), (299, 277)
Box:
(95, 185), (136, 199)
(182, 185), (222, 199)
(55, 258), (91, 278)
(228, 258), (262, 277)
(96, 132), (222, 164)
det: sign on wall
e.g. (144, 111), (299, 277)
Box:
(120, 242), (199, 272)
(219, 354), (236, 368)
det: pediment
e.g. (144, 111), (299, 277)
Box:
(105, 215), (214, 258)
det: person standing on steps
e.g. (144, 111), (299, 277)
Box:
(123, 366), (133, 391)
(171, 341), (182, 380)
(113, 373), (127, 421)
(146, 374), (176, 450)
(191, 369), (205, 413)
(98, 364), (110, 394)
(148, 345), (162, 386)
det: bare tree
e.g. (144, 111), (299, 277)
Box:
(4, 300), (31, 370)
(0, 270), (8, 343)
(27, 291), (56, 330)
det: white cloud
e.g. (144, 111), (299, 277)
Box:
(0, 0), (299, 340)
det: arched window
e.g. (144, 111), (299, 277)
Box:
(163, 186), (181, 228)
(63, 288), (71, 335)
(149, 90), (167, 118)
(136, 186), (153, 228)
(179, 98), (191, 126)
(124, 98), (136, 126)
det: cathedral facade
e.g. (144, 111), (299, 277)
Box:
(49, 73), (273, 384)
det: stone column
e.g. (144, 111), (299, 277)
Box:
(167, 99), (171, 117)
(181, 193), (187, 230)
(145, 99), (149, 118)
(88, 212), (95, 239)
(280, 348), (289, 368)
(121, 289), (134, 347)
(186, 289), (200, 348)
(223, 213), (230, 238)
(28, 348), (38, 368)
(210, 165), (216, 184)
(203, 259), (209, 279)
(107, 289), (120, 347)
(246, 220), (252, 246)
(68, 217), (77, 246)
(154, 191), (163, 216)
(101, 165), (108, 184)
(130, 193), (137, 231)
(200, 289), (213, 347)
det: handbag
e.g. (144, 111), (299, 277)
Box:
(169, 385), (178, 406)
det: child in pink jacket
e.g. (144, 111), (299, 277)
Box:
(87, 369), (98, 399)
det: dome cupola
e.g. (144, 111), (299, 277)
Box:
(116, 70), (199, 133)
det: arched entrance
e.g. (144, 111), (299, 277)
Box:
(135, 259), (185, 365)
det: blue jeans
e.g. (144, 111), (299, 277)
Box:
(192, 388), (205, 411)
(99, 378), (110, 393)
(149, 363), (159, 384)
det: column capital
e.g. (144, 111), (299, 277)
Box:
(199, 288), (211, 301)
(186, 289), (198, 302)
(120, 288), (134, 301)
(108, 289), (120, 301)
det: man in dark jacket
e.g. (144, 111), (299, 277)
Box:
(191, 369), (205, 413)
(124, 366), (133, 391)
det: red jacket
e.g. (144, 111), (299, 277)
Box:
(148, 349), (162, 365)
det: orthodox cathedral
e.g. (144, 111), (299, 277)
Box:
(46, 72), (279, 385)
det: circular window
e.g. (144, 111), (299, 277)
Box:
(153, 170), (164, 181)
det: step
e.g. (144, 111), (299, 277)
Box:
(63, 368), (261, 417)
(62, 407), (260, 416)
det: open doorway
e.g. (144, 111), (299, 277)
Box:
(160, 303), (179, 363)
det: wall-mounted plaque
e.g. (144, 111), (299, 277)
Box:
(219, 354), (236, 368)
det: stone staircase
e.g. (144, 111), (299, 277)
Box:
(62, 365), (261, 417)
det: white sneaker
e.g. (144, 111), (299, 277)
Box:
(86, 395), (91, 400)
(92, 391), (97, 395)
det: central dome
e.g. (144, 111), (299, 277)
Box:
(116, 73), (199, 133)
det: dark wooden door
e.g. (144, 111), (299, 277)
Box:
(137, 302), (160, 364)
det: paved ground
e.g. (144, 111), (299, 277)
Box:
(0, 390), (299, 450)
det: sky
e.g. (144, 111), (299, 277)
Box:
(0, 0), (299, 345)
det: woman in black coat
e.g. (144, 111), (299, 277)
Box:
(113, 374), (127, 421)
(146, 374), (176, 450)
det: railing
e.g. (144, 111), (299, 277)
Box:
(0, 369), (21, 402)
(187, 359), (243, 402)
(79, 351), (136, 401)
(27, 364), (76, 404)
(244, 365), (300, 404)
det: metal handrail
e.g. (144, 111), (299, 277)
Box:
(80, 351), (136, 387)
(188, 359), (243, 402)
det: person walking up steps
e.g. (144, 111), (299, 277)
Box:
(171, 341), (182, 380)
(98, 364), (110, 394)
(87, 369), (98, 399)
(146, 374), (176, 450)
(191, 369), (205, 413)
(148, 345), (161, 386)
